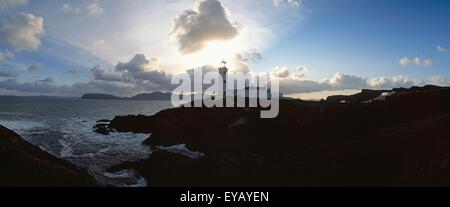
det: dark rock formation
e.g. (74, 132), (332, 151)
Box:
(106, 85), (450, 186)
(96, 119), (111, 123)
(0, 125), (97, 186)
(326, 89), (390, 103)
(93, 123), (110, 135)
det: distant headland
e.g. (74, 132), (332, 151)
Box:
(81, 92), (172, 101)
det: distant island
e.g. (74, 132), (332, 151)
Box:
(81, 92), (172, 101)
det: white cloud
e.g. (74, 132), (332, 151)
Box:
(86, 3), (104, 16)
(288, 0), (301, 7)
(271, 66), (291, 78)
(60, 3), (82, 14)
(399, 57), (434, 67)
(92, 39), (105, 47)
(232, 52), (263, 74)
(0, 13), (45, 51)
(437, 45), (447, 53)
(368, 75), (416, 89)
(272, 0), (301, 8)
(324, 72), (368, 89)
(422, 58), (434, 66)
(0, 50), (14, 62)
(171, 0), (240, 54)
(272, 0), (283, 7)
(60, 4), (73, 13)
(270, 65), (306, 80)
(273, 70), (419, 95)
(429, 75), (449, 86)
(0, 0), (28, 10)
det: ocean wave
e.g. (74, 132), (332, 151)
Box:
(157, 144), (205, 159)
(103, 169), (148, 187)
(0, 120), (45, 132)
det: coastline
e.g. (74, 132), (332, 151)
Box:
(105, 85), (450, 186)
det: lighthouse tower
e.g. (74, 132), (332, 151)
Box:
(218, 60), (228, 98)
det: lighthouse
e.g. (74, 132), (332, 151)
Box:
(218, 60), (228, 98)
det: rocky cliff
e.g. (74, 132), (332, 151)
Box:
(106, 85), (450, 186)
(0, 125), (96, 187)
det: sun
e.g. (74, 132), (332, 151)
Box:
(186, 40), (239, 67)
(174, 28), (259, 71)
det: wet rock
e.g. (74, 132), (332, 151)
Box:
(96, 119), (111, 123)
(93, 123), (110, 135)
(0, 125), (97, 186)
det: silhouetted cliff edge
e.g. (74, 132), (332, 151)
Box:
(0, 125), (96, 186)
(106, 85), (450, 186)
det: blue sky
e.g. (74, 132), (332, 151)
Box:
(0, 0), (449, 96)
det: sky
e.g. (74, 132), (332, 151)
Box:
(0, 0), (449, 98)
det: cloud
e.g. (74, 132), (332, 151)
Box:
(0, 65), (438, 97)
(0, 0), (28, 10)
(116, 54), (158, 74)
(60, 4), (81, 14)
(91, 65), (124, 82)
(272, 70), (419, 95)
(27, 63), (42, 71)
(429, 75), (449, 86)
(368, 75), (416, 89)
(86, 3), (104, 16)
(399, 57), (434, 67)
(0, 13), (45, 51)
(171, 0), (240, 54)
(0, 76), (135, 96)
(0, 50), (14, 62)
(236, 52), (263, 63)
(60, 4), (73, 13)
(0, 70), (17, 77)
(0, 77), (58, 93)
(115, 54), (172, 86)
(437, 45), (447, 53)
(68, 68), (79, 74)
(92, 39), (105, 47)
(324, 72), (368, 89)
(287, 0), (301, 7)
(230, 52), (264, 74)
(270, 66), (291, 78)
(272, 0), (301, 8)
(90, 54), (174, 92)
(270, 65), (306, 80)
(60, 3), (103, 16)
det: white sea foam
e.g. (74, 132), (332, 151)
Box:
(104, 169), (134, 179)
(0, 120), (44, 132)
(58, 139), (74, 158)
(103, 169), (148, 187)
(157, 144), (205, 159)
(128, 177), (148, 187)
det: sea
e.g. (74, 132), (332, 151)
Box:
(0, 96), (174, 187)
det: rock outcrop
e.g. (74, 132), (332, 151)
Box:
(106, 85), (450, 186)
(0, 125), (97, 186)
